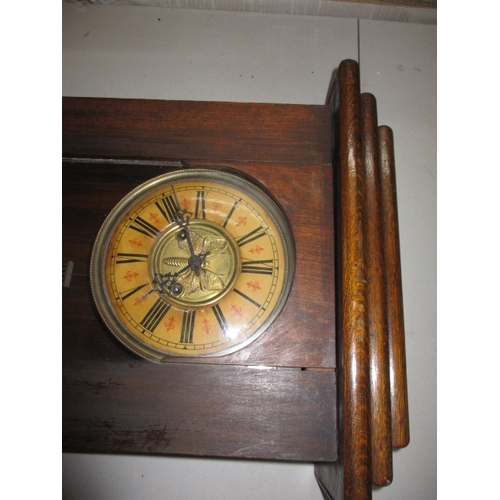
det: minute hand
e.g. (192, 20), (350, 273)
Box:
(170, 187), (208, 277)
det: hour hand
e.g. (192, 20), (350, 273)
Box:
(152, 264), (191, 297)
(170, 194), (196, 256)
(177, 224), (195, 257)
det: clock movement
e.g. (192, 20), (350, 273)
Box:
(63, 60), (409, 500)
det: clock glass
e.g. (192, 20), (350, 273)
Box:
(90, 168), (295, 362)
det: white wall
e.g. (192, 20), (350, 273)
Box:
(358, 19), (436, 499)
(62, 4), (436, 499)
(62, 4), (358, 103)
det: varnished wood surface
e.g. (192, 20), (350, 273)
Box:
(62, 98), (332, 166)
(336, 59), (372, 500)
(360, 93), (392, 486)
(378, 126), (410, 449)
(63, 360), (337, 461)
(315, 59), (409, 500)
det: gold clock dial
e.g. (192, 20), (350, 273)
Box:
(90, 168), (295, 362)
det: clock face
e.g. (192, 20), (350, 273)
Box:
(90, 168), (295, 362)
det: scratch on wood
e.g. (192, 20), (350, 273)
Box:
(231, 440), (275, 456)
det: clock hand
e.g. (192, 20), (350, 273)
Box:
(169, 186), (204, 274)
(136, 264), (191, 302)
(179, 220), (211, 278)
(168, 186), (213, 277)
(156, 263), (193, 295)
(188, 250), (211, 277)
(178, 219), (196, 258)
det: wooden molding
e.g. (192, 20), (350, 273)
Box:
(315, 59), (409, 499)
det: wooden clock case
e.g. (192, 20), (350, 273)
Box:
(62, 60), (409, 500)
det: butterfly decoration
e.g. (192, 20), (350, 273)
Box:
(162, 229), (230, 298)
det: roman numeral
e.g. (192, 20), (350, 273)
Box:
(180, 310), (196, 343)
(116, 253), (149, 264)
(233, 288), (262, 308)
(120, 283), (149, 301)
(212, 304), (229, 337)
(221, 200), (239, 228)
(236, 226), (266, 247)
(130, 216), (160, 239)
(195, 190), (206, 219)
(155, 195), (179, 224)
(140, 299), (171, 332)
(241, 259), (274, 275)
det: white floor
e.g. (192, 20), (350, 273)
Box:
(61, 4), (437, 499)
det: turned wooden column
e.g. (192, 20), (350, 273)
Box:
(315, 59), (409, 500)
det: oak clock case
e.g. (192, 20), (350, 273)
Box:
(90, 168), (296, 362)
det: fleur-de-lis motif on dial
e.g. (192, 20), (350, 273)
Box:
(91, 168), (295, 360)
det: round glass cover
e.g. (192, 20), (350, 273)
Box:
(90, 168), (295, 361)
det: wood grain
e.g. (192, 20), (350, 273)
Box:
(378, 125), (410, 449)
(337, 59), (372, 500)
(360, 93), (393, 486)
(316, 59), (409, 500)
(63, 361), (337, 462)
(62, 98), (332, 166)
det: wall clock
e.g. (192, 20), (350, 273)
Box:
(90, 168), (295, 361)
(63, 60), (409, 500)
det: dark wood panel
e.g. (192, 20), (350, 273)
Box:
(62, 98), (332, 166)
(63, 361), (337, 462)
